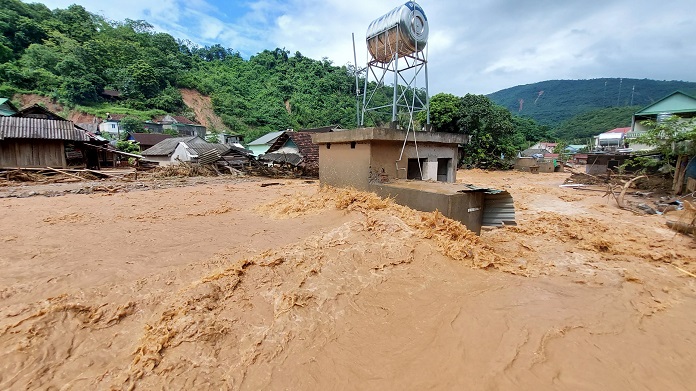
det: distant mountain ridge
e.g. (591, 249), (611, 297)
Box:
(487, 78), (696, 127)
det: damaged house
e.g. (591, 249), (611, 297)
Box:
(141, 136), (253, 166)
(259, 126), (338, 175)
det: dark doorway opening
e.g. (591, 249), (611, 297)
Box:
(437, 158), (451, 182)
(407, 158), (426, 180)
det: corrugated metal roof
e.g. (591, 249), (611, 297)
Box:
(187, 143), (230, 155)
(482, 191), (516, 227)
(635, 91), (696, 115)
(0, 117), (90, 141)
(248, 131), (285, 146)
(140, 136), (200, 156)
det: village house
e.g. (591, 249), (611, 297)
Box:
(144, 115), (206, 138)
(98, 113), (127, 138)
(258, 126), (339, 173)
(209, 132), (244, 145)
(628, 90), (696, 151)
(0, 104), (116, 169)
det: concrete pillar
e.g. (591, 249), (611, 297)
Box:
(422, 161), (438, 181)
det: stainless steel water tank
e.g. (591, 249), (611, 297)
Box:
(366, 1), (428, 63)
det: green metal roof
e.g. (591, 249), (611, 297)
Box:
(0, 98), (19, 116)
(634, 91), (696, 115)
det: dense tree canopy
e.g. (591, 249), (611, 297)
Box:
(0, 0), (401, 142)
(425, 93), (550, 168)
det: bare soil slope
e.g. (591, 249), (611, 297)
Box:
(180, 88), (227, 131)
(0, 171), (694, 390)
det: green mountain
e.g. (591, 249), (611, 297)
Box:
(487, 78), (696, 128)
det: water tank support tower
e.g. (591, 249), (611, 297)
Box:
(361, 1), (430, 130)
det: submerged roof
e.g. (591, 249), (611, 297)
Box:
(0, 117), (90, 141)
(635, 91), (696, 116)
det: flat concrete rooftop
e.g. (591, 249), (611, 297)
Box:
(311, 127), (469, 145)
(376, 180), (490, 195)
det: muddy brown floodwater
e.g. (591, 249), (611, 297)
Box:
(1, 170), (695, 390)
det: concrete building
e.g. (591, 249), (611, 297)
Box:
(312, 127), (465, 188)
(312, 128), (514, 234)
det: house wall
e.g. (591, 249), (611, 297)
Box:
(0, 139), (67, 168)
(248, 145), (270, 156)
(175, 125), (206, 138)
(144, 123), (164, 133)
(99, 121), (121, 137)
(171, 142), (194, 163)
(142, 155), (174, 166)
(318, 142), (372, 190)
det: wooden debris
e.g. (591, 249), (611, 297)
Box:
(673, 265), (696, 279)
(46, 167), (85, 181)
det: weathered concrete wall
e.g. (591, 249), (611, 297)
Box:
(318, 142), (372, 190)
(142, 155), (174, 166)
(318, 140), (458, 189)
(515, 157), (537, 171)
(369, 141), (458, 182)
(369, 141), (404, 180)
(515, 157), (555, 173)
(538, 161), (555, 173)
(369, 183), (485, 234)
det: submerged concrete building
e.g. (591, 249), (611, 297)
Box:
(312, 128), (514, 234)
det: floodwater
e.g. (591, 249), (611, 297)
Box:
(1, 171), (695, 390)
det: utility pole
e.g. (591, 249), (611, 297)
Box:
(617, 78), (623, 106)
(603, 81), (608, 107)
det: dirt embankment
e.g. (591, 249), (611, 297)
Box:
(0, 172), (695, 390)
(14, 89), (221, 126)
(14, 94), (98, 123)
(180, 88), (227, 131)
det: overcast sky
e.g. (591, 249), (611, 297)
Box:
(38, 0), (696, 95)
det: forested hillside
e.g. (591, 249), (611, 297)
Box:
(488, 78), (696, 128)
(554, 106), (638, 142)
(0, 0), (397, 142)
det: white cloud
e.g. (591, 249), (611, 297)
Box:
(36, 0), (696, 95)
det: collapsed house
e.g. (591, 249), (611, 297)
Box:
(140, 136), (253, 167)
(258, 127), (338, 176)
